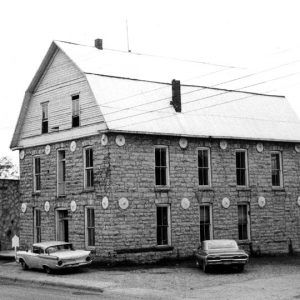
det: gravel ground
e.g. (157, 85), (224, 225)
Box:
(1, 256), (299, 299)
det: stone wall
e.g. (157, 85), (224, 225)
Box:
(18, 133), (300, 262)
(0, 179), (19, 250)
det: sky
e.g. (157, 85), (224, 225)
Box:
(1, 0), (300, 167)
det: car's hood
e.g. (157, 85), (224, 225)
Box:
(52, 250), (90, 259)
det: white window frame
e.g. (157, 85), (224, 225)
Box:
(84, 147), (94, 189)
(41, 102), (49, 134)
(237, 203), (250, 241)
(33, 208), (42, 243)
(197, 147), (212, 187)
(235, 149), (248, 187)
(33, 156), (41, 192)
(85, 206), (95, 248)
(199, 204), (213, 242)
(57, 149), (66, 196)
(156, 204), (171, 246)
(154, 146), (170, 187)
(271, 151), (283, 188)
(71, 94), (80, 128)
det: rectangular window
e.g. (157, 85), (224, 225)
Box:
(34, 209), (41, 243)
(155, 147), (169, 186)
(33, 157), (41, 192)
(271, 152), (282, 187)
(57, 150), (66, 195)
(200, 205), (212, 242)
(198, 148), (211, 186)
(85, 207), (95, 247)
(236, 150), (248, 186)
(72, 95), (80, 128)
(238, 204), (250, 240)
(41, 102), (48, 134)
(156, 205), (171, 246)
(84, 148), (94, 188)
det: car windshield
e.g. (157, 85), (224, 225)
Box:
(206, 240), (238, 250)
(46, 244), (74, 254)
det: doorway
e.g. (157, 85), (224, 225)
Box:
(56, 209), (69, 242)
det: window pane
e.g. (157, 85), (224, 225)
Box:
(157, 206), (169, 245)
(236, 151), (246, 186)
(198, 149), (209, 186)
(238, 205), (248, 240)
(200, 206), (211, 242)
(155, 148), (168, 185)
(271, 153), (281, 186)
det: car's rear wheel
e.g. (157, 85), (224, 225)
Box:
(20, 260), (28, 270)
(43, 266), (52, 274)
(237, 265), (244, 272)
(202, 261), (208, 273)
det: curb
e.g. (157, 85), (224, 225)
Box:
(0, 275), (104, 293)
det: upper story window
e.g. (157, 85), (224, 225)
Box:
(57, 150), (66, 196)
(72, 95), (80, 128)
(271, 152), (283, 187)
(155, 146), (169, 186)
(84, 148), (94, 189)
(198, 148), (211, 187)
(41, 102), (48, 134)
(33, 157), (41, 192)
(236, 150), (248, 186)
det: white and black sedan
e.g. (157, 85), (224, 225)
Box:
(16, 241), (93, 273)
(195, 239), (249, 273)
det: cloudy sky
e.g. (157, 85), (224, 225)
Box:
(1, 0), (300, 166)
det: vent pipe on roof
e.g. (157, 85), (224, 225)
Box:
(95, 39), (103, 50)
(171, 79), (181, 112)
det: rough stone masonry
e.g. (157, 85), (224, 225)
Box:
(18, 133), (300, 263)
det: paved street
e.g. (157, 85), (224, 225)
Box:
(0, 256), (299, 299)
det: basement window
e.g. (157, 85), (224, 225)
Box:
(41, 102), (48, 134)
(72, 94), (80, 128)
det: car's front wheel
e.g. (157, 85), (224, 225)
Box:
(237, 265), (245, 272)
(43, 266), (52, 274)
(20, 260), (28, 270)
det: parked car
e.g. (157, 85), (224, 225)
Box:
(195, 239), (249, 273)
(16, 241), (93, 273)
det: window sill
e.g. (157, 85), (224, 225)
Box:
(271, 187), (285, 192)
(81, 188), (95, 194)
(57, 195), (66, 198)
(236, 187), (251, 191)
(198, 187), (213, 191)
(238, 240), (251, 245)
(115, 245), (173, 254)
(154, 186), (170, 192)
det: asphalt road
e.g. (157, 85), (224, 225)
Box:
(0, 280), (148, 300)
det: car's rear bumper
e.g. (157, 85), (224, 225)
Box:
(55, 260), (93, 269)
(206, 259), (248, 266)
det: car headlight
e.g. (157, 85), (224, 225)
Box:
(86, 256), (91, 262)
(57, 260), (63, 266)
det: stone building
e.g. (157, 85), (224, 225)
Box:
(0, 179), (19, 250)
(10, 39), (300, 262)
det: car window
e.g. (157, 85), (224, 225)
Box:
(32, 246), (41, 254)
(207, 240), (238, 250)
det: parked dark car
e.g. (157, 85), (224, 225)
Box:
(195, 239), (249, 273)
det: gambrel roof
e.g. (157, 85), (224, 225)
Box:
(11, 40), (300, 149)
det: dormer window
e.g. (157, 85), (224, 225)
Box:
(41, 102), (48, 134)
(72, 94), (80, 128)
